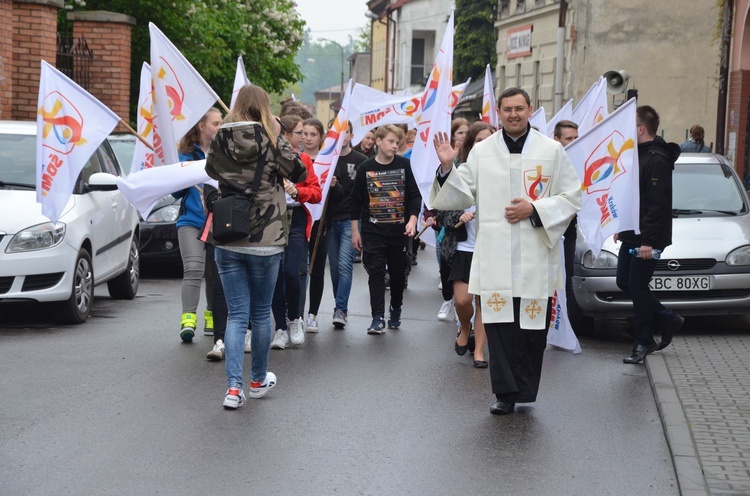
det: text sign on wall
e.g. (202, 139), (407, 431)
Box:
(507, 24), (532, 59)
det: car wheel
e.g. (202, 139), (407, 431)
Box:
(567, 286), (594, 336)
(107, 236), (140, 300)
(57, 248), (94, 324)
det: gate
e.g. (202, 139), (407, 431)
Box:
(55, 34), (94, 90)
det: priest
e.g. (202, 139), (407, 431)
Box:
(431, 88), (581, 415)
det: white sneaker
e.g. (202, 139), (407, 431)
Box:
(437, 299), (454, 321)
(206, 339), (225, 361)
(289, 318), (305, 345)
(248, 372), (277, 398)
(438, 281), (443, 291)
(270, 329), (289, 349)
(244, 330), (252, 353)
(223, 387), (246, 409)
(305, 313), (319, 333)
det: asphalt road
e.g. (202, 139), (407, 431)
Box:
(0, 247), (679, 495)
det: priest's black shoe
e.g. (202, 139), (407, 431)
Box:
(490, 401), (515, 415)
(623, 342), (659, 364)
(658, 314), (684, 351)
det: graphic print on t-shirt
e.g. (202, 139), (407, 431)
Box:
(366, 168), (405, 224)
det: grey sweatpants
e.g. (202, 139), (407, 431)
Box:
(178, 226), (212, 314)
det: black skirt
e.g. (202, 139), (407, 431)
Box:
(448, 250), (473, 284)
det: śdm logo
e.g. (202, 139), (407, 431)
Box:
(156, 57), (185, 121)
(393, 97), (420, 117)
(39, 91), (86, 156)
(581, 131), (633, 194)
(420, 65), (441, 114)
(524, 165), (550, 200)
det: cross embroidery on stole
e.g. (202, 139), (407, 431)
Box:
(487, 292), (507, 313)
(525, 299), (542, 320)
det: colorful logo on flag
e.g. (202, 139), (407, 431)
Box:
(421, 66), (441, 114)
(524, 165), (551, 200)
(394, 97), (421, 117)
(155, 57), (185, 122)
(581, 131), (634, 194)
(39, 91), (86, 156)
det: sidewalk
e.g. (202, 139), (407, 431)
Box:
(646, 332), (750, 496)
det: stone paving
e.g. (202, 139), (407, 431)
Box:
(661, 333), (750, 496)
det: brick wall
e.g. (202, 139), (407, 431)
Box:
(726, 70), (750, 180)
(69, 11), (135, 132)
(12, 0), (62, 120)
(0, 0), (14, 119)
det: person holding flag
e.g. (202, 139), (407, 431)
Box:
(431, 87), (581, 415)
(174, 108), (223, 342)
(616, 105), (684, 364)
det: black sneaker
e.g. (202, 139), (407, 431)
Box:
(387, 306), (401, 329)
(367, 316), (386, 335)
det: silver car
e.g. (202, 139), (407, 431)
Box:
(569, 153), (750, 334)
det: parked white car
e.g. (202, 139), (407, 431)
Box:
(570, 153), (750, 333)
(0, 121), (140, 323)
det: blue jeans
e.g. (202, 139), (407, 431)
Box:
(215, 248), (281, 388)
(272, 207), (308, 329)
(328, 219), (356, 314)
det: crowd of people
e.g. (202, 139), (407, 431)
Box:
(171, 84), (683, 415)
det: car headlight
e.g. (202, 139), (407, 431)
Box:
(6, 222), (66, 253)
(726, 245), (750, 266)
(582, 249), (619, 269)
(146, 205), (180, 223)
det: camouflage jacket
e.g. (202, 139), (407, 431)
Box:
(205, 121), (308, 247)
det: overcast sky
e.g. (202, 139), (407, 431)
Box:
(294, 0), (370, 46)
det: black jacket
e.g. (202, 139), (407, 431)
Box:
(618, 136), (681, 250)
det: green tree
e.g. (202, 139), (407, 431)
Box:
(61, 0), (304, 121)
(454, 0), (497, 83)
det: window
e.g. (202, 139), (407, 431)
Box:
(411, 38), (426, 85)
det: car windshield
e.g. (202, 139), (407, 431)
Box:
(0, 133), (36, 186)
(108, 137), (136, 174)
(673, 163), (747, 215)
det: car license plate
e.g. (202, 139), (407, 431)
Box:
(649, 275), (711, 291)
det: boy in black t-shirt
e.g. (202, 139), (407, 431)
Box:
(351, 124), (422, 334)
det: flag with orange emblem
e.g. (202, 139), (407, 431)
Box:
(149, 22), (220, 165)
(565, 98), (640, 257)
(306, 79), (353, 222)
(480, 64), (498, 128)
(36, 61), (121, 223)
(130, 62), (155, 176)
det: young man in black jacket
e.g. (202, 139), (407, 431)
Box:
(615, 105), (684, 364)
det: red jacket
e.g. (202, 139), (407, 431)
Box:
(296, 153), (322, 239)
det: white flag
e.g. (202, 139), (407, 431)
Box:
(149, 22), (220, 165)
(129, 63), (155, 176)
(565, 97), (640, 257)
(411, 10), (455, 210)
(36, 61), (121, 223)
(350, 80), (468, 147)
(547, 241), (582, 353)
(481, 64), (498, 128)
(529, 107), (547, 136)
(573, 77), (609, 135)
(230, 56), (251, 110)
(306, 80), (354, 221)
(116, 159), (216, 217)
(546, 98), (573, 139)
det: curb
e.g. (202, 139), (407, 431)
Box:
(646, 352), (710, 496)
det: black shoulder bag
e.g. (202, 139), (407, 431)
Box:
(212, 133), (267, 244)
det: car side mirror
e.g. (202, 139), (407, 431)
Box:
(86, 172), (119, 192)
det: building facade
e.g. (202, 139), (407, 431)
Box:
(495, 0), (720, 148)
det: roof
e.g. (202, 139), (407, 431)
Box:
(314, 84), (344, 98)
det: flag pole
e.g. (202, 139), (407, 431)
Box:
(119, 119), (154, 151)
(307, 195), (330, 275)
(217, 99), (230, 114)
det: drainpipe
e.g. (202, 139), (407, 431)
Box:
(716, 0), (734, 156)
(554, 0), (568, 113)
